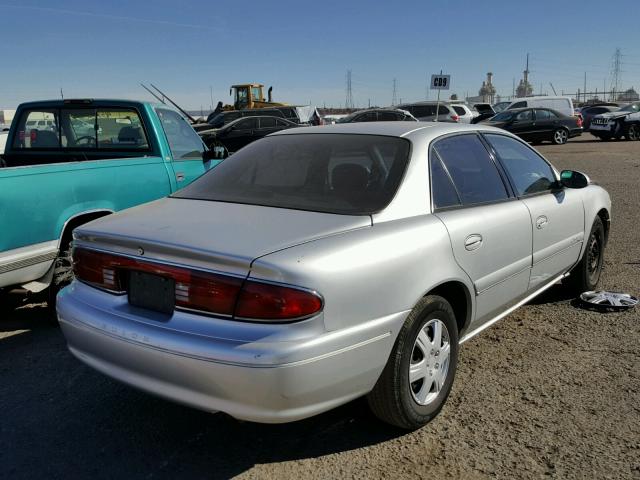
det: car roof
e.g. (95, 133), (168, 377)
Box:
(17, 99), (150, 109)
(271, 121), (511, 141)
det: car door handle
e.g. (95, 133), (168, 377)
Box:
(464, 234), (483, 251)
(536, 215), (548, 229)
(175, 172), (185, 182)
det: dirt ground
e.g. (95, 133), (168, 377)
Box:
(1, 135), (639, 480)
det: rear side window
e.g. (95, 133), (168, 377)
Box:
(259, 117), (277, 128)
(510, 101), (527, 109)
(173, 134), (411, 215)
(452, 106), (466, 115)
(535, 109), (552, 120)
(12, 110), (60, 149)
(430, 154), (461, 209)
(156, 108), (205, 160)
(484, 134), (556, 196)
(433, 134), (509, 205)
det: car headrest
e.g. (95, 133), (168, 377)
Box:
(118, 126), (143, 143)
(31, 130), (59, 148)
(332, 163), (369, 193)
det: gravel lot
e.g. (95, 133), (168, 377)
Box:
(1, 135), (639, 480)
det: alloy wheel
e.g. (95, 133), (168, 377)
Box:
(409, 319), (451, 406)
(554, 129), (568, 144)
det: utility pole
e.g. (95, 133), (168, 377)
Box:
(610, 48), (622, 101)
(60, 88), (64, 100)
(512, 77), (515, 98)
(583, 72), (587, 103)
(209, 86), (214, 110)
(392, 78), (398, 106)
(345, 70), (354, 109)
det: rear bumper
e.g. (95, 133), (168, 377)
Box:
(58, 281), (407, 423)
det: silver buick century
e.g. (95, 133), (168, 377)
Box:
(58, 122), (611, 429)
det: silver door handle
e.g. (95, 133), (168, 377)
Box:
(536, 216), (548, 229)
(464, 234), (483, 251)
(176, 172), (185, 182)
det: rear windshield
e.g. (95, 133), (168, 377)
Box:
(173, 134), (411, 215)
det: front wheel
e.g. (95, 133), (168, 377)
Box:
(367, 295), (459, 429)
(565, 217), (605, 294)
(552, 128), (569, 145)
(626, 124), (640, 141)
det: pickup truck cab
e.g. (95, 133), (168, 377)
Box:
(0, 99), (218, 306)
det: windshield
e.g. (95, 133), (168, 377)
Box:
(173, 134), (411, 215)
(490, 111), (514, 122)
(619, 103), (640, 112)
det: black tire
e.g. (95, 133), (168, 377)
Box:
(598, 134), (612, 141)
(367, 295), (459, 430)
(626, 124), (640, 141)
(565, 217), (605, 295)
(46, 245), (74, 320)
(552, 128), (569, 145)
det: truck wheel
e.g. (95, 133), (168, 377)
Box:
(627, 124), (640, 141)
(46, 246), (74, 320)
(565, 217), (605, 295)
(367, 295), (459, 430)
(552, 128), (569, 145)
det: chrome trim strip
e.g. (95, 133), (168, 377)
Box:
(460, 272), (568, 344)
(0, 251), (57, 274)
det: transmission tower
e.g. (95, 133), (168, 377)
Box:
(392, 78), (398, 106)
(345, 70), (354, 109)
(610, 48), (622, 101)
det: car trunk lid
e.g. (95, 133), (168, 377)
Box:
(73, 197), (371, 277)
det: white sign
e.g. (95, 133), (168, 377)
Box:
(430, 74), (451, 90)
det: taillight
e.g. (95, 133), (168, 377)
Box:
(30, 130), (37, 143)
(235, 281), (323, 321)
(576, 115), (583, 128)
(73, 247), (323, 321)
(450, 115), (460, 122)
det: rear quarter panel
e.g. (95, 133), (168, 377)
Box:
(250, 214), (475, 334)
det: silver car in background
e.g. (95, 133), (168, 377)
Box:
(58, 122), (611, 429)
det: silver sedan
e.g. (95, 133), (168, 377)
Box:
(58, 122), (611, 429)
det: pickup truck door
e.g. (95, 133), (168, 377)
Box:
(483, 133), (584, 291)
(154, 107), (209, 190)
(431, 134), (533, 326)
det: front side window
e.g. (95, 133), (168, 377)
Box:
(356, 112), (378, 122)
(433, 134), (509, 205)
(156, 108), (205, 160)
(259, 117), (277, 128)
(173, 134), (411, 215)
(12, 110), (60, 149)
(485, 134), (556, 196)
(510, 101), (527, 109)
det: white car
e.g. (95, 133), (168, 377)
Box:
(449, 104), (476, 123)
(506, 96), (575, 118)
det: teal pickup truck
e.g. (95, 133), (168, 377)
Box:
(0, 99), (219, 308)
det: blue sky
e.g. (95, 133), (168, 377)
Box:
(1, 0), (639, 109)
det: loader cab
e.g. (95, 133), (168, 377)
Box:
(231, 84), (265, 110)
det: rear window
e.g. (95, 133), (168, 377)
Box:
(173, 134), (411, 215)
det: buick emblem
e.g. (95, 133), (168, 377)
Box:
(138, 247), (145, 256)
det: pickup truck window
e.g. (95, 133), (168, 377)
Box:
(157, 108), (205, 160)
(13, 110), (60, 149)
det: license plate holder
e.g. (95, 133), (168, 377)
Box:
(128, 271), (175, 315)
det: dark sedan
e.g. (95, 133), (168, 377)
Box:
(199, 116), (299, 155)
(337, 108), (417, 123)
(481, 107), (582, 145)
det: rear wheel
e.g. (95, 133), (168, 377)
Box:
(552, 128), (569, 145)
(46, 245), (74, 320)
(367, 295), (459, 430)
(565, 217), (605, 294)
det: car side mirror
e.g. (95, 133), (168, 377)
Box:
(559, 170), (590, 189)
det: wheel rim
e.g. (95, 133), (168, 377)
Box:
(409, 319), (451, 406)
(586, 232), (601, 283)
(629, 125), (639, 141)
(554, 129), (568, 144)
